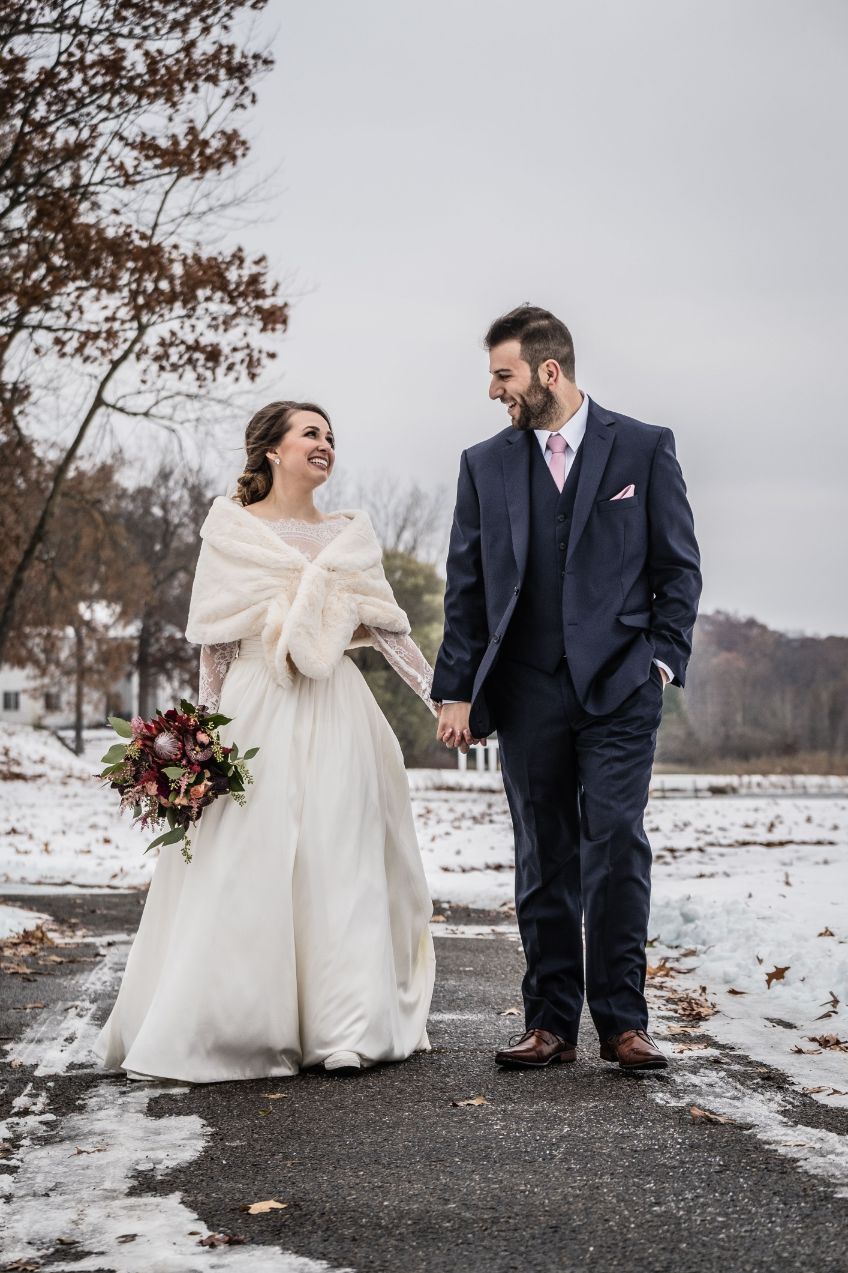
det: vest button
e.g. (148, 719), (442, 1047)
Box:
(558, 542), (566, 551)
(557, 514), (566, 523)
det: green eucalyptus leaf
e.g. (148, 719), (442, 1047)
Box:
(108, 715), (133, 738)
(100, 744), (127, 765)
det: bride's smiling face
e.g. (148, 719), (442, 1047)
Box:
(269, 411), (335, 485)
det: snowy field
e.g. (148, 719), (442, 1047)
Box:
(2, 723), (846, 1106)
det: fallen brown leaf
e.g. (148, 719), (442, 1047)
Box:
(667, 988), (717, 1021)
(451, 1096), (489, 1108)
(497, 1007), (520, 1017)
(765, 965), (790, 989)
(116, 1234), (137, 1243)
(240, 1200), (288, 1215)
(70, 1146), (106, 1156)
(198, 1233), (247, 1247)
(430, 914), (447, 923)
(727, 988), (747, 996)
(807, 1034), (848, 1052)
(791, 1045), (822, 1055)
(690, 1105), (735, 1125)
(260, 1093), (288, 1100)
(14, 1002), (46, 1012)
(817, 927), (835, 937)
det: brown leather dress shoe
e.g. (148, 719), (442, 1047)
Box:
(600, 1029), (668, 1070)
(495, 1028), (577, 1069)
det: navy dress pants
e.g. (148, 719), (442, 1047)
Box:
(489, 657), (664, 1044)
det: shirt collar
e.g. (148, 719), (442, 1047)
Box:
(534, 391), (589, 454)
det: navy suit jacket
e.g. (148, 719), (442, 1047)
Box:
(432, 398), (702, 736)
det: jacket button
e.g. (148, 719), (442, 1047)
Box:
(557, 514), (565, 523)
(558, 542), (566, 551)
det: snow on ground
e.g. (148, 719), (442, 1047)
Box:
(1, 725), (846, 1103)
(0, 725), (153, 890)
(0, 901), (49, 939)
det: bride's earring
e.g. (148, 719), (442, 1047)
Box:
(268, 454), (280, 466)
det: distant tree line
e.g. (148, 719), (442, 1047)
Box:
(656, 612), (848, 772)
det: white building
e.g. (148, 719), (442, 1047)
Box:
(0, 661), (137, 730)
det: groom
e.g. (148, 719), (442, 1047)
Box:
(432, 305), (701, 1071)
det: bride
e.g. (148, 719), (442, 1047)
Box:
(95, 401), (437, 1082)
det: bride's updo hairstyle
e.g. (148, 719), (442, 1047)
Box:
(234, 400), (334, 506)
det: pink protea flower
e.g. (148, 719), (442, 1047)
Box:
(153, 732), (180, 761)
(130, 716), (146, 737)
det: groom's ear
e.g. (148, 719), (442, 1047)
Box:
(538, 358), (562, 387)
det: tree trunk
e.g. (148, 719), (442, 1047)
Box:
(73, 623), (84, 756)
(137, 612), (157, 720)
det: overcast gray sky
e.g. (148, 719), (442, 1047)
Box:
(229, 0), (847, 636)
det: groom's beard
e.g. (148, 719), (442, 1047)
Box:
(512, 382), (562, 432)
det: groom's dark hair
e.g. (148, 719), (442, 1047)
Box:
(484, 305), (576, 381)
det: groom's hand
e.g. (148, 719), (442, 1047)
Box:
(436, 702), (486, 751)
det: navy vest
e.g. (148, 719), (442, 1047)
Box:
(500, 436), (585, 673)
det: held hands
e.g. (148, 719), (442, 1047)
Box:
(435, 702), (487, 753)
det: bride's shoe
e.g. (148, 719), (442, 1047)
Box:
(323, 1050), (361, 1074)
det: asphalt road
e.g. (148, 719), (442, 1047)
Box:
(1, 891), (847, 1272)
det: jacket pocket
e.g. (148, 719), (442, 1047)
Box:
(597, 495), (640, 512)
(616, 611), (652, 629)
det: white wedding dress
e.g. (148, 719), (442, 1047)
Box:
(95, 517), (436, 1083)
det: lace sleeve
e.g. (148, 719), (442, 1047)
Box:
(198, 641), (239, 712)
(367, 628), (438, 716)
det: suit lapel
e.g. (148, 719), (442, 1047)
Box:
(501, 429), (532, 581)
(566, 401), (616, 564)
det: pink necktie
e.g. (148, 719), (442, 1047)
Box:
(546, 433), (567, 492)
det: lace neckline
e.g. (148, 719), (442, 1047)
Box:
(246, 512), (348, 528)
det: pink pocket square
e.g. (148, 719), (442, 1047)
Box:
(610, 484), (636, 501)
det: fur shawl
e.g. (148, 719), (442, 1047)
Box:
(185, 497), (410, 687)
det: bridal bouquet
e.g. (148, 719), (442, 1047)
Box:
(99, 702), (258, 863)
